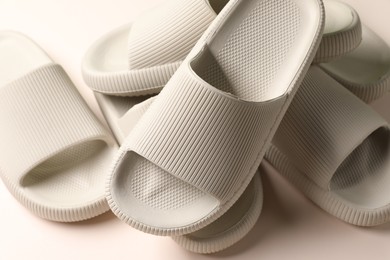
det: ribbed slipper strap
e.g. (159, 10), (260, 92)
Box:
(270, 66), (387, 190)
(120, 67), (286, 202)
(0, 64), (113, 184)
(85, 0), (216, 96)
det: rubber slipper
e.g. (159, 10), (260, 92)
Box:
(103, 97), (262, 253)
(82, 0), (353, 98)
(320, 25), (390, 103)
(0, 31), (117, 222)
(265, 66), (390, 226)
(106, 0), (324, 236)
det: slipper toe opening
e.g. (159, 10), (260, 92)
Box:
(331, 127), (390, 209)
(22, 140), (114, 208)
(110, 152), (219, 232)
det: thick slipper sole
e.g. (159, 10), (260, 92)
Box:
(82, 24), (180, 96)
(82, 0), (217, 96)
(314, 0), (361, 63)
(320, 25), (390, 103)
(172, 172), (263, 254)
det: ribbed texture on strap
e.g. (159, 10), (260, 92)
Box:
(321, 67), (390, 103)
(127, 0), (217, 69)
(124, 67), (286, 201)
(0, 64), (112, 221)
(271, 66), (386, 190)
(83, 61), (180, 96)
(265, 66), (390, 226)
(0, 64), (111, 183)
(313, 16), (362, 63)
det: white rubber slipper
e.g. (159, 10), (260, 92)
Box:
(82, 0), (354, 98)
(106, 0), (324, 236)
(320, 25), (390, 103)
(0, 32), (117, 222)
(265, 66), (390, 227)
(102, 96), (262, 253)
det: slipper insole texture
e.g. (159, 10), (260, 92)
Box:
(0, 33), (113, 207)
(113, 0), (313, 228)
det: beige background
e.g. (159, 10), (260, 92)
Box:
(0, 0), (389, 259)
